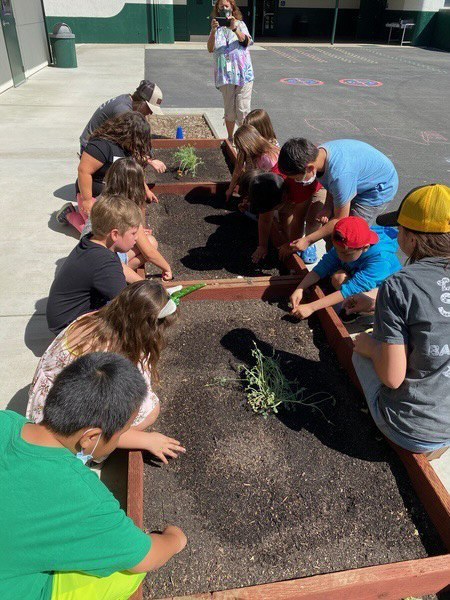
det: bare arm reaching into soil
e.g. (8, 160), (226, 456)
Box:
(226, 154), (245, 201)
(129, 526), (187, 573)
(290, 196), (348, 253)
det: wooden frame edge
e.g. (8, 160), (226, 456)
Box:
(128, 450), (144, 600)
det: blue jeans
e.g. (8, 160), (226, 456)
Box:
(352, 353), (448, 453)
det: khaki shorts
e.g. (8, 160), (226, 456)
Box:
(220, 82), (253, 125)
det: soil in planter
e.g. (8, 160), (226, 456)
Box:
(148, 114), (214, 139)
(142, 300), (444, 599)
(146, 193), (281, 279)
(145, 147), (232, 185)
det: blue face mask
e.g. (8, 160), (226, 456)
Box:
(76, 429), (102, 465)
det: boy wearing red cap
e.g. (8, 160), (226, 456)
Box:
(290, 216), (401, 320)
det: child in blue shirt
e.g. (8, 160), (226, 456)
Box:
(290, 216), (401, 320)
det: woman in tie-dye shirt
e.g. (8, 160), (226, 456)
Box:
(207, 0), (254, 142)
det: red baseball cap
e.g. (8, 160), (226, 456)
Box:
(333, 216), (379, 248)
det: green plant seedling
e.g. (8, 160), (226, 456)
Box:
(173, 145), (204, 177)
(208, 342), (335, 420)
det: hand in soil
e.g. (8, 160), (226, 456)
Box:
(290, 287), (304, 309)
(290, 237), (309, 253)
(145, 431), (186, 464)
(161, 525), (188, 554)
(252, 245), (268, 264)
(146, 188), (159, 203)
(161, 268), (173, 282)
(291, 302), (314, 320)
(148, 158), (167, 173)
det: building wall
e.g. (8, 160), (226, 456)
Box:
(13, 0), (49, 77)
(0, 27), (14, 93)
(432, 8), (450, 49)
(384, 0), (445, 45)
(42, 0), (450, 45)
(0, 0), (49, 94)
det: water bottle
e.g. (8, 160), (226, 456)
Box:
(176, 126), (184, 140)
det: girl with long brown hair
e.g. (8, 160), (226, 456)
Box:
(244, 109), (279, 146)
(27, 280), (185, 463)
(64, 112), (158, 232)
(226, 124), (279, 201)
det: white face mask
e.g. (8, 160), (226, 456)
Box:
(295, 172), (316, 186)
(76, 429), (102, 466)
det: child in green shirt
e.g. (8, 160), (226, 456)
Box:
(0, 352), (186, 600)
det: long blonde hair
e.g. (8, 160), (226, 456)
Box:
(68, 281), (177, 383)
(234, 124), (279, 167)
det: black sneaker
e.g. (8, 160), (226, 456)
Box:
(56, 202), (76, 225)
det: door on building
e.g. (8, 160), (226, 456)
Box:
(0, 0), (25, 86)
(248, 0), (277, 38)
(187, 0), (213, 36)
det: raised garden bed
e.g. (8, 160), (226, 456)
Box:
(141, 299), (444, 599)
(148, 114), (214, 140)
(146, 193), (281, 279)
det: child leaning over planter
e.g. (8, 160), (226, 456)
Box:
(0, 353), (187, 600)
(29, 280), (185, 463)
(81, 158), (172, 283)
(246, 171), (328, 264)
(225, 124), (280, 202)
(47, 195), (139, 335)
(289, 216), (401, 320)
(352, 184), (450, 455)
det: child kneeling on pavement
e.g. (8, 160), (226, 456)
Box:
(0, 352), (186, 600)
(289, 216), (401, 320)
(352, 184), (450, 455)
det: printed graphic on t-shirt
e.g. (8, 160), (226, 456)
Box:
(437, 277), (450, 318)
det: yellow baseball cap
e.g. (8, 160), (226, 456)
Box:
(377, 184), (450, 233)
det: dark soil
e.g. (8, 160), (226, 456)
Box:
(145, 146), (232, 185)
(146, 193), (281, 279)
(142, 300), (444, 599)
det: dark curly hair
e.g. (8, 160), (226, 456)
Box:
(90, 111), (152, 168)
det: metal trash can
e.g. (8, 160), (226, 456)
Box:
(49, 23), (77, 68)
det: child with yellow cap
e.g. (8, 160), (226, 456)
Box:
(352, 184), (450, 455)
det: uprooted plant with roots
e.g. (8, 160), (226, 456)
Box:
(210, 342), (335, 420)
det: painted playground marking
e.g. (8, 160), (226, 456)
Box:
(339, 79), (383, 87)
(304, 118), (360, 133)
(374, 128), (449, 146)
(269, 47), (302, 63)
(280, 78), (324, 86)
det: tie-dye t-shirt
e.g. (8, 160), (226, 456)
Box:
(213, 21), (254, 88)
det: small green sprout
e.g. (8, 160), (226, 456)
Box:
(173, 145), (204, 177)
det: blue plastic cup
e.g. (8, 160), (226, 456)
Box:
(176, 126), (184, 140)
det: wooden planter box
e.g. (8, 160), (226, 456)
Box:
(149, 138), (234, 196)
(127, 271), (450, 600)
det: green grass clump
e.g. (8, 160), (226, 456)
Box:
(173, 145), (204, 177)
(211, 342), (335, 420)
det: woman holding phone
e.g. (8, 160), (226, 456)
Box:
(207, 0), (254, 142)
